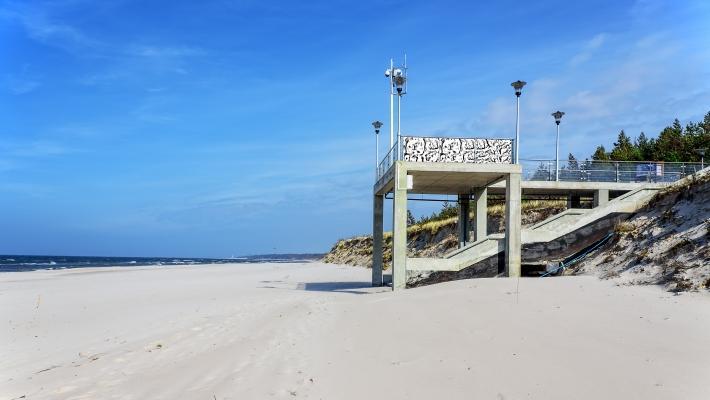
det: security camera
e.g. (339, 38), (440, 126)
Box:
(384, 69), (391, 77)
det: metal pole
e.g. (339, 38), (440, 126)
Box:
(389, 59), (394, 151)
(397, 93), (401, 156)
(515, 95), (520, 164)
(375, 132), (379, 177)
(555, 122), (560, 181)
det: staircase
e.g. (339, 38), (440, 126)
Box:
(406, 186), (661, 273)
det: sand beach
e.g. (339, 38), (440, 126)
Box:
(2, 262), (709, 399)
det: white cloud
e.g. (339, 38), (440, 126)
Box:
(569, 33), (608, 66)
(433, 28), (708, 161)
(127, 45), (206, 58)
(0, 4), (100, 52)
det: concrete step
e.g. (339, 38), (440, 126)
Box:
(407, 185), (660, 273)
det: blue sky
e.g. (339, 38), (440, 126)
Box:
(1, 0), (709, 257)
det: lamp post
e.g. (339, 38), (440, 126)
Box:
(511, 80), (526, 164)
(385, 58), (407, 161)
(372, 120), (383, 176)
(394, 67), (407, 154)
(551, 110), (565, 181)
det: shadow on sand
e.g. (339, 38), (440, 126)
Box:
(296, 281), (375, 294)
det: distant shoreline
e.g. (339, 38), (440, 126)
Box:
(0, 253), (324, 273)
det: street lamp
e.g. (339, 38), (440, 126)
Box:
(394, 66), (407, 150)
(372, 120), (383, 175)
(511, 80), (526, 163)
(385, 57), (407, 160)
(551, 110), (565, 181)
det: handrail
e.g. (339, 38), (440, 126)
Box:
(521, 158), (703, 165)
(376, 140), (400, 179)
(520, 159), (703, 183)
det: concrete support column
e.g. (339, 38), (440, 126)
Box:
(505, 173), (522, 277)
(593, 189), (609, 208)
(457, 194), (470, 248)
(567, 194), (581, 209)
(472, 187), (488, 242)
(392, 163), (408, 290)
(372, 194), (384, 287)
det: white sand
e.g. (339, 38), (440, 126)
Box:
(2, 262), (709, 400)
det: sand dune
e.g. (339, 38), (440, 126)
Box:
(2, 263), (709, 399)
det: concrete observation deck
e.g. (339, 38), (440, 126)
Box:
(372, 136), (703, 290)
(372, 136), (521, 290)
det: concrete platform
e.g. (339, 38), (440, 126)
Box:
(374, 161), (521, 195)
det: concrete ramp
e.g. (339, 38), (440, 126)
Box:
(528, 208), (589, 232)
(407, 186), (661, 273)
(407, 236), (504, 272)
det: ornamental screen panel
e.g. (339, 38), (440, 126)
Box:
(402, 136), (513, 164)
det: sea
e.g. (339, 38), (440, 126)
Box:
(0, 254), (324, 273)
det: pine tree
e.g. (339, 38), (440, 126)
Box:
(592, 145), (610, 161)
(655, 119), (684, 161)
(567, 153), (579, 170)
(610, 130), (638, 161)
(636, 132), (654, 160)
(406, 210), (416, 225)
(587, 111), (710, 163)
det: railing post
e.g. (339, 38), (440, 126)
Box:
(615, 163), (619, 182)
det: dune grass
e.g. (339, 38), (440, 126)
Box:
(405, 199), (567, 236)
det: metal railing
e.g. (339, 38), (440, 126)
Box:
(376, 135), (515, 180)
(376, 139), (400, 180)
(521, 159), (704, 183)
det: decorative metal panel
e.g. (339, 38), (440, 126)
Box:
(402, 136), (513, 164)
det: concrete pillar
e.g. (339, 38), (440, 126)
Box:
(505, 173), (522, 277)
(457, 194), (470, 248)
(567, 194), (581, 209)
(472, 187), (488, 242)
(392, 163), (408, 290)
(593, 189), (609, 208)
(372, 194), (384, 287)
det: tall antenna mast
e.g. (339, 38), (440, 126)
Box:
(389, 58), (394, 150)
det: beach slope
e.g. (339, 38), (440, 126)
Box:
(2, 262), (709, 399)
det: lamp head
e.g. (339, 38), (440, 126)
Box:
(372, 120), (383, 134)
(511, 80), (526, 96)
(551, 110), (565, 125)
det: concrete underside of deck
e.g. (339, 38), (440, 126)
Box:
(372, 161), (522, 290)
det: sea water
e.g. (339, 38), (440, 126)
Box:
(0, 254), (323, 272)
